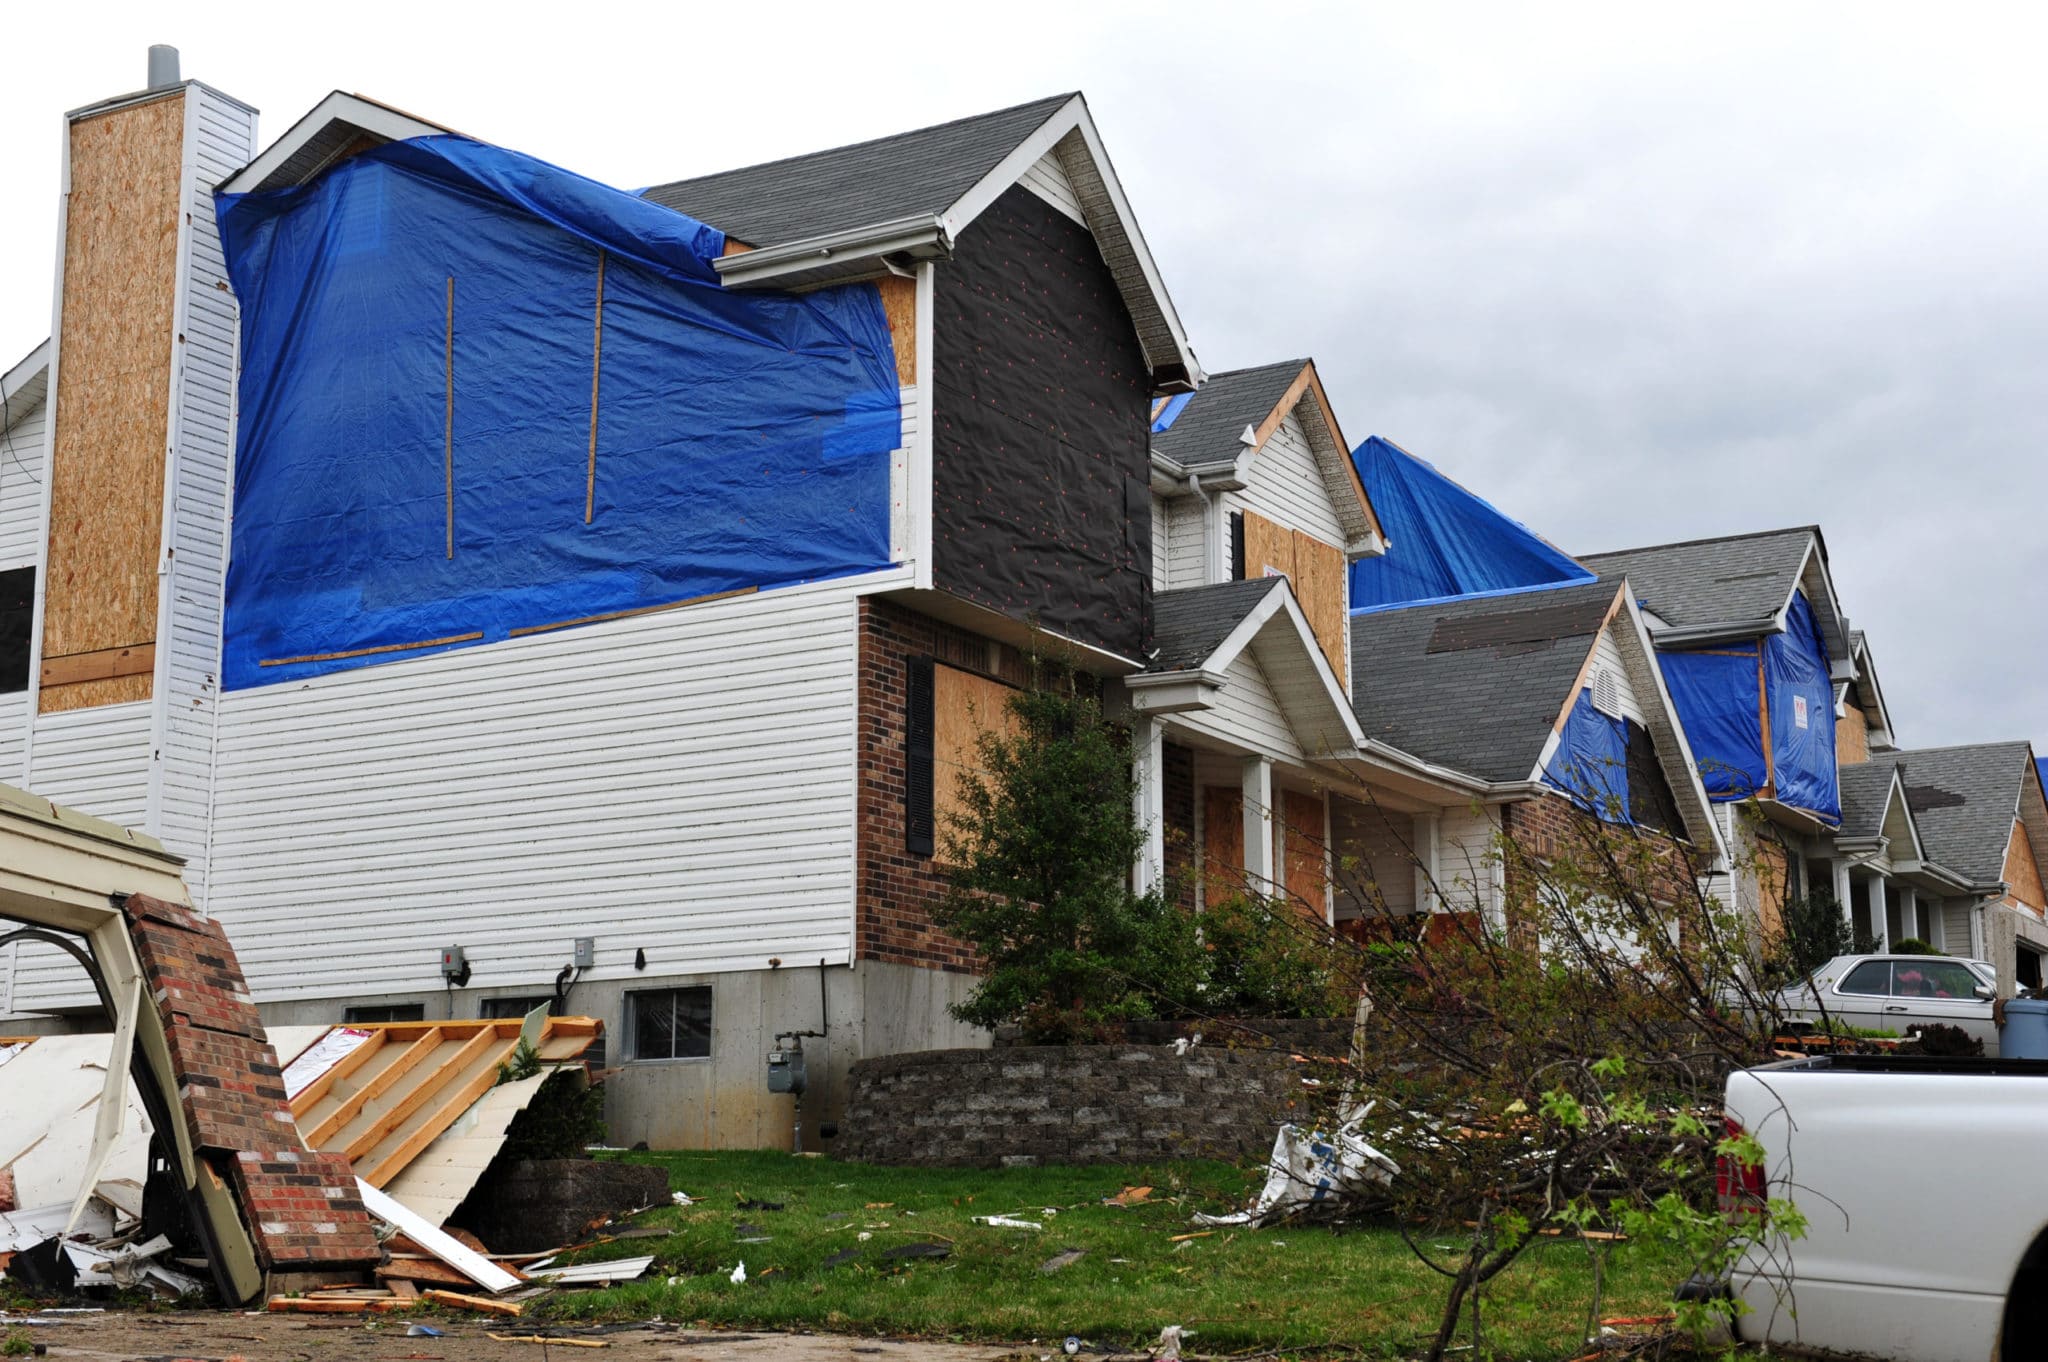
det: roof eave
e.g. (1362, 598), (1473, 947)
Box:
(713, 215), (951, 291)
(219, 90), (452, 195)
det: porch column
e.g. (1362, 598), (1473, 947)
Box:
(1413, 812), (1441, 914)
(1241, 756), (1274, 895)
(1898, 884), (1920, 943)
(1131, 717), (1165, 896)
(1832, 860), (1854, 935)
(1867, 875), (1889, 952)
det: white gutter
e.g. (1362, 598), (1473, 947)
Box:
(712, 214), (951, 286)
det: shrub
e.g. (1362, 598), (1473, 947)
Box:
(1775, 891), (1853, 977)
(1891, 937), (1937, 955)
(497, 1067), (609, 1160)
(1901, 1022), (1984, 1057)
(1195, 894), (1350, 1020)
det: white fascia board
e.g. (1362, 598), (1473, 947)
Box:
(942, 96), (1202, 390)
(1784, 536), (1854, 665)
(1123, 669), (1223, 715)
(219, 91), (447, 195)
(713, 215), (950, 287)
(1, 342), (50, 409)
(1186, 581), (1362, 750)
(1884, 767), (1928, 862)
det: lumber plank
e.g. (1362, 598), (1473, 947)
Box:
(289, 1027), (389, 1118)
(305, 1027), (445, 1150)
(423, 1289), (523, 1317)
(267, 1296), (410, 1314)
(362, 1032), (520, 1187)
(357, 1178), (523, 1294)
(345, 1027), (505, 1170)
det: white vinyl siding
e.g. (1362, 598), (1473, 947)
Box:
(8, 701), (156, 1014)
(1163, 494), (1208, 590)
(1587, 623), (1646, 725)
(1436, 803), (1505, 920)
(1150, 493), (1169, 591)
(156, 87), (259, 902)
(0, 387), (43, 784)
(206, 572), (899, 1005)
(1235, 409), (1344, 550)
(1019, 149), (1084, 224)
(1175, 652), (1301, 763)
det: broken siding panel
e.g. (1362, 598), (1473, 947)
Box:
(1165, 495), (1207, 591)
(207, 571), (901, 1004)
(159, 86), (258, 904)
(1241, 410), (1344, 549)
(1175, 652), (1302, 763)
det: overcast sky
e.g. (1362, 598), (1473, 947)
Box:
(3, 3), (2042, 750)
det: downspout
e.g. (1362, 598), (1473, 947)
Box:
(1188, 471), (1225, 583)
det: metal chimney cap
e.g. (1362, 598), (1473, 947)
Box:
(147, 45), (181, 89)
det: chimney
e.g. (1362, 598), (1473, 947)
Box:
(147, 45), (180, 90)
(27, 55), (256, 870)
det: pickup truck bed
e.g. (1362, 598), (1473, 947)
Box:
(1726, 1055), (2048, 1362)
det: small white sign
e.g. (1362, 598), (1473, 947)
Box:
(1264, 564), (1287, 579)
(1793, 695), (1809, 730)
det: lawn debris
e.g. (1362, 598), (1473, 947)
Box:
(1153, 1325), (1186, 1360)
(976, 1216), (1043, 1230)
(729, 1261), (747, 1285)
(529, 1256), (655, 1285)
(877, 1242), (950, 1262)
(734, 1198), (785, 1211)
(1039, 1249), (1086, 1274)
(1104, 1186), (1153, 1207)
(489, 1335), (610, 1348)
(1194, 1114), (1398, 1229)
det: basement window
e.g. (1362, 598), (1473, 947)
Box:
(627, 986), (712, 1062)
(480, 996), (553, 1020)
(343, 1002), (426, 1024)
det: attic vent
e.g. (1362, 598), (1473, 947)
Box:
(1590, 666), (1624, 720)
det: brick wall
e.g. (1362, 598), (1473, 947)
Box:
(856, 599), (1020, 971)
(1503, 793), (1705, 915)
(837, 1043), (1321, 1167)
(122, 893), (380, 1270)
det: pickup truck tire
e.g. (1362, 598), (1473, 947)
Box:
(2002, 1227), (2048, 1357)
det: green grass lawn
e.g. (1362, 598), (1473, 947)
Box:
(530, 1151), (1685, 1358)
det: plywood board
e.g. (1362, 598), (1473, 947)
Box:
(383, 1073), (548, 1227)
(1291, 530), (1347, 687)
(1204, 785), (1245, 900)
(1281, 789), (1328, 917)
(1241, 509), (1295, 584)
(42, 91), (186, 712)
(877, 275), (918, 387)
(933, 663), (1018, 851)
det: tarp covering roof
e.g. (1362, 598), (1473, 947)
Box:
(1347, 437), (1593, 613)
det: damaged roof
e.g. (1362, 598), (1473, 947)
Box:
(1580, 527), (1816, 630)
(644, 94), (1076, 248)
(1148, 578), (1287, 671)
(1859, 742), (2037, 885)
(1152, 359), (1307, 466)
(1837, 759), (1909, 843)
(1347, 578), (1618, 783)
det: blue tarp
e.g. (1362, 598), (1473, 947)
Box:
(216, 135), (901, 690)
(1349, 436), (1594, 613)
(1543, 688), (1631, 822)
(1656, 590), (1839, 822)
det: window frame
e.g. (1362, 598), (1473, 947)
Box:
(1837, 961), (1891, 996)
(342, 1002), (426, 1024)
(625, 985), (713, 1063)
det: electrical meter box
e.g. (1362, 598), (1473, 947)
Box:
(767, 1047), (807, 1095)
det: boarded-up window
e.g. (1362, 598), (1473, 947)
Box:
(934, 663), (1020, 853)
(1237, 509), (1347, 690)
(1281, 789), (1328, 918)
(1204, 785), (1245, 900)
(2004, 818), (2045, 912)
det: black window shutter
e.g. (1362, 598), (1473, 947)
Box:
(905, 656), (936, 857)
(0, 566), (33, 695)
(1229, 512), (1246, 581)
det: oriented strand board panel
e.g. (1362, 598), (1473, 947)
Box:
(2004, 818), (2045, 911)
(42, 91), (185, 713)
(1204, 785), (1244, 899)
(1291, 529), (1347, 687)
(1281, 788), (1327, 917)
(1835, 701), (1869, 766)
(1241, 509), (1295, 583)
(877, 275), (918, 387)
(933, 663), (1018, 847)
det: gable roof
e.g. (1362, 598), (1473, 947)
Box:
(1837, 760), (1921, 854)
(648, 93), (1200, 389)
(218, 91), (452, 195)
(1349, 435), (1593, 612)
(1347, 579), (1618, 784)
(1861, 742), (2041, 886)
(1580, 527), (1817, 633)
(645, 94), (1076, 250)
(1148, 577), (1285, 672)
(1151, 359), (1382, 552)
(1, 340), (49, 427)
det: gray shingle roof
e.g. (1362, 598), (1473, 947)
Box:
(1580, 527), (1815, 630)
(1152, 360), (1305, 467)
(641, 94), (1076, 247)
(1860, 742), (2034, 884)
(1348, 580), (1618, 782)
(1836, 760), (1903, 841)
(1148, 578), (1284, 672)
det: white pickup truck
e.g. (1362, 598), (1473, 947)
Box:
(1723, 1055), (2048, 1361)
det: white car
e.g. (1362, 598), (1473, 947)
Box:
(1772, 953), (1998, 1053)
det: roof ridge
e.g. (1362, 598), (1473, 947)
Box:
(1874, 739), (2033, 759)
(645, 92), (1077, 195)
(1579, 525), (1820, 560)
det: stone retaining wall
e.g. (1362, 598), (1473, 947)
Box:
(837, 1044), (1320, 1167)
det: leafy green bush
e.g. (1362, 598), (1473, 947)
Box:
(1195, 894), (1349, 1019)
(1775, 891), (1853, 977)
(1891, 936), (1937, 955)
(498, 1068), (608, 1160)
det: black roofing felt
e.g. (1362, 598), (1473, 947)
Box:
(1859, 742), (2035, 884)
(1148, 578), (1284, 672)
(642, 93), (1076, 247)
(1579, 527), (1815, 629)
(1152, 360), (1306, 466)
(1348, 579), (1618, 782)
